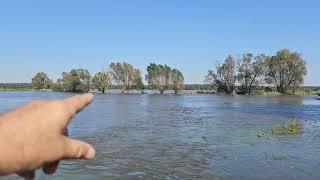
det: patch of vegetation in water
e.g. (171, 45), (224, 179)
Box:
(257, 120), (303, 137)
(254, 90), (283, 96)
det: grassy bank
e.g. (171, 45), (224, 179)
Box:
(0, 88), (33, 91)
(0, 88), (51, 92)
(1, 83), (319, 97)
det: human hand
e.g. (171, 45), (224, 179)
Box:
(0, 93), (96, 179)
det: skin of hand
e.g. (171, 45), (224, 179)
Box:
(0, 93), (96, 179)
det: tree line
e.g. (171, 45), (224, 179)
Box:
(31, 62), (184, 94)
(31, 49), (307, 95)
(205, 49), (307, 95)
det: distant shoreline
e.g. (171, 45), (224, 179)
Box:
(1, 88), (320, 97)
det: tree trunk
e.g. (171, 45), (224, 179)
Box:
(102, 88), (105, 94)
(159, 89), (164, 94)
(277, 85), (286, 94)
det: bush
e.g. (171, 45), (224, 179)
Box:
(254, 90), (282, 96)
(285, 88), (320, 96)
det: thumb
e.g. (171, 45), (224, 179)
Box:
(63, 138), (96, 160)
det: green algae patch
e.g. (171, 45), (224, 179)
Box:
(257, 120), (303, 137)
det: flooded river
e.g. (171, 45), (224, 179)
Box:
(0, 92), (320, 179)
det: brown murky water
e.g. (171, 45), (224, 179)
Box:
(1, 92), (320, 179)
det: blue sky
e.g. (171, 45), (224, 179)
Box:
(0, 0), (319, 85)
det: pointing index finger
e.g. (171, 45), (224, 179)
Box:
(63, 93), (94, 118)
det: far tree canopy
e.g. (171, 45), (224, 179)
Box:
(92, 71), (111, 93)
(146, 63), (184, 94)
(265, 49), (307, 94)
(237, 53), (266, 95)
(31, 72), (52, 90)
(132, 69), (145, 94)
(205, 55), (236, 94)
(171, 68), (184, 94)
(109, 62), (142, 93)
(60, 68), (91, 93)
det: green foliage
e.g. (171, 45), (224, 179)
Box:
(146, 63), (184, 94)
(52, 83), (64, 92)
(265, 49), (307, 94)
(171, 68), (184, 94)
(204, 49), (307, 95)
(31, 72), (52, 90)
(257, 120), (303, 137)
(205, 55), (236, 94)
(60, 68), (91, 93)
(92, 71), (111, 93)
(285, 88), (320, 96)
(110, 62), (141, 93)
(132, 69), (145, 93)
(270, 120), (303, 135)
(256, 91), (282, 96)
(237, 54), (266, 95)
(146, 63), (172, 94)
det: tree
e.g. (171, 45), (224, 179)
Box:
(237, 53), (267, 95)
(171, 68), (184, 94)
(145, 63), (172, 94)
(205, 55), (236, 94)
(265, 49), (307, 94)
(52, 79), (64, 92)
(92, 71), (111, 93)
(31, 72), (52, 90)
(61, 68), (91, 93)
(133, 69), (145, 94)
(109, 62), (140, 93)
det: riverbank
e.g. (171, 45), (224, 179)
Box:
(0, 88), (51, 92)
(1, 88), (320, 98)
(0, 88), (34, 91)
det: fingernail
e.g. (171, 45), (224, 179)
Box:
(85, 147), (96, 159)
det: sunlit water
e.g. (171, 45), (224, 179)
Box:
(0, 92), (320, 180)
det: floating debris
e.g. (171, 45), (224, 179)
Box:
(264, 152), (286, 161)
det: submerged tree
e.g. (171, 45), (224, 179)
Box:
(110, 62), (141, 93)
(92, 71), (111, 93)
(171, 68), (184, 94)
(145, 63), (172, 94)
(61, 68), (91, 93)
(205, 55), (236, 94)
(31, 72), (52, 90)
(52, 78), (64, 92)
(237, 53), (267, 95)
(132, 69), (145, 94)
(265, 49), (307, 94)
